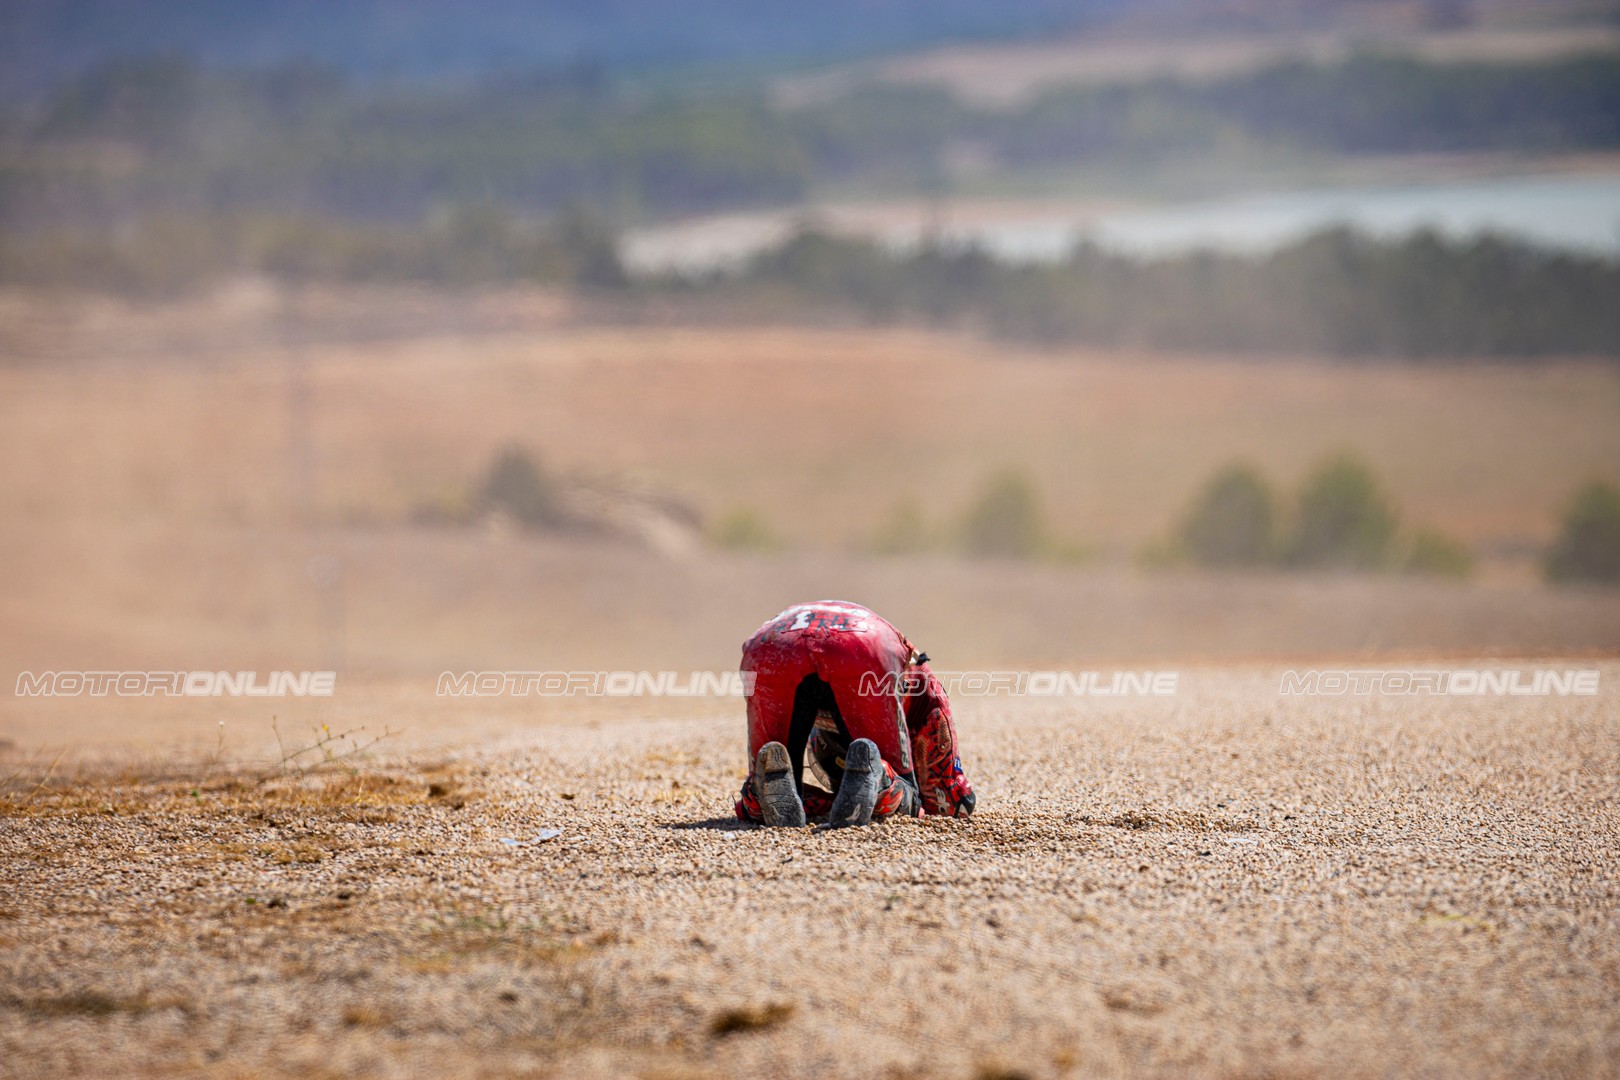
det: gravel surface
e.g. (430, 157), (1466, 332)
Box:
(2, 663), (1617, 1079)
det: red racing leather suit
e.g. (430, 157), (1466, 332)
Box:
(735, 600), (975, 822)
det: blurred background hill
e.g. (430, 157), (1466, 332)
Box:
(5, 0), (1612, 98)
(0, 0), (1119, 100)
(3, 0), (1617, 225)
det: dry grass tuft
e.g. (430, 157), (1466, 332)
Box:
(709, 1002), (795, 1036)
(408, 904), (613, 970)
(10, 991), (192, 1018)
(263, 842), (328, 865)
(0, 758), (471, 830)
(1099, 987), (1170, 1015)
(973, 1065), (1034, 1080)
(1093, 808), (1254, 832)
(340, 1004), (391, 1028)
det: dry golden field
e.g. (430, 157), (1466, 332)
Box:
(4, 288), (1617, 556)
(2, 286), (1618, 725)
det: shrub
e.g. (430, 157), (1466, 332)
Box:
(547, 207), (629, 290)
(1134, 537), (1183, 570)
(866, 498), (932, 555)
(1402, 527), (1475, 578)
(1179, 463), (1277, 566)
(1545, 481), (1620, 583)
(711, 507), (780, 551)
(480, 446), (563, 528)
(959, 469), (1047, 559)
(1286, 453), (1399, 570)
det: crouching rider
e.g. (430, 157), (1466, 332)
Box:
(735, 600), (975, 828)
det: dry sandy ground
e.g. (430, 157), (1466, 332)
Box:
(2, 663), (1617, 1079)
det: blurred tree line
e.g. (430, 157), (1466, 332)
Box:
(1169, 458), (1620, 584)
(1168, 454), (1475, 577)
(2, 52), (1619, 227)
(471, 443), (1620, 580)
(4, 211), (1618, 358)
(703, 225), (1620, 358)
(0, 205), (627, 293)
(0, 56), (804, 226)
(4, 50), (1620, 356)
(996, 54), (1620, 164)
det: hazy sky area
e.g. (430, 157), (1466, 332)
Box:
(0, 0), (1127, 98)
